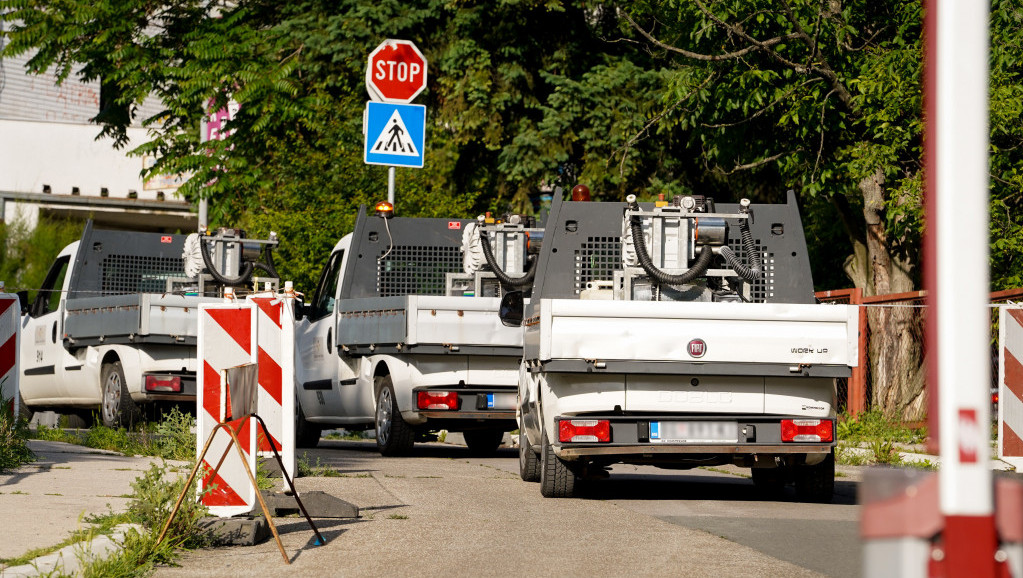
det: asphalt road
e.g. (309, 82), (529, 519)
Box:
(155, 439), (861, 577)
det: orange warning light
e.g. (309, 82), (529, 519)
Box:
(375, 201), (395, 218)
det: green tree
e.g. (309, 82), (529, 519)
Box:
(618, 0), (1023, 419)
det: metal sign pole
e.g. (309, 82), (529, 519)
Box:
(388, 166), (395, 205)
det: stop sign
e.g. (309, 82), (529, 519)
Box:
(366, 39), (428, 103)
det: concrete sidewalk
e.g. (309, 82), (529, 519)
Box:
(0, 440), (182, 573)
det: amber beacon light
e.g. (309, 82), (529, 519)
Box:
(374, 201), (395, 218)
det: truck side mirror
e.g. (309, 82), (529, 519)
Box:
(16, 291), (28, 315)
(294, 301), (307, 322)
(499, 291), (524, 327)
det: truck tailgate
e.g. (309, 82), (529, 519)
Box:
(539, 299), (857, 367)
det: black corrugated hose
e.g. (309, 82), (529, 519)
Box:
(479, 230), (537, 289)
(629, 216), (715, 285)
(718, 218), (763, 283)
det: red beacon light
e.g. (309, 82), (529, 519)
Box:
(375, 201), (394, 218)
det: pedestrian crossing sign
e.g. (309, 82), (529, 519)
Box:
(364, 101), (426, 168)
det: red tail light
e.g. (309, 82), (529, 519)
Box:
(559, 419), (611, 443)
(417, 391), (460, 410)
(781, 419), (833, 442)
(145, 375), (182, 393)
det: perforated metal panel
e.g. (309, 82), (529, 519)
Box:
(376, 246), (463, 297)
(100, 255), (186, 295)
(726, 237), (775, 303)
(574, 237), (622, 293)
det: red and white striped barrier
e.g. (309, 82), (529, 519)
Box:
(999, 306), (1023, 470)
(248, 296), (296, 481)
(197, 303), (257, 517)
(0, 293), (19, 418)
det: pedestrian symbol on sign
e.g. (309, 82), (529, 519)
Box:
(371, 111), (419, 157)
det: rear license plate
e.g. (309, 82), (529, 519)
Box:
(485, 393), (516, 410)
(649, 421), (737, 443)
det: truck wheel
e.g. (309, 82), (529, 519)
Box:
(794, 451), (835, 503)
(375, 377), (414, 456)
(751, 467), (787, 498)
(518, 431), (541, 482)
(296, 404), (322, 448)
(463, 429), (504, 456)
(100, 361), (140, 429)
(540, 431), (577, 498)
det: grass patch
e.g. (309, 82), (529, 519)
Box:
(0, 392), (34, 472)
(322, 429), (367, 441)
(387, 514), (408, 520)
(30, 407), (196, 461)
(837, 410), (927, 445)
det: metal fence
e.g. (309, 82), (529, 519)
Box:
(815, 288), (1023, 421)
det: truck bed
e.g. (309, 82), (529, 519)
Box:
(526, 299), (857, 377)
(337, 295), (522, 355)
(63, 294), (221, 348)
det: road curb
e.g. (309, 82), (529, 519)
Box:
(0, 524), (141, 577)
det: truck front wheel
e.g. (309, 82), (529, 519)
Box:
(375, 376), (414, 456)
(518, 430), (541, 482)
(101, 361), (140, 429)
(540, 431), (578, 498)
(794, 450), (835, 503)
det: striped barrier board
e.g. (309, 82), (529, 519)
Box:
(248, 295), (296, 481)
(0, 293), (19, 418)
(999, 305), (1023, 470)
(197, 303), (257, 517)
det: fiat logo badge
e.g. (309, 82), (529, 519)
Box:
(688, 339), (707, 358)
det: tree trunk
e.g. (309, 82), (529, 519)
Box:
(846, 168), (927, 421)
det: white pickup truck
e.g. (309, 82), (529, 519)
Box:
(16, 222), (279, 428)
(294, 204), (539, 456)
(501, 191), (857, 501)
(17, 223), (221, 427)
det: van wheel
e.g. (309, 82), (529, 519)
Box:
(540, 431), (577, 498)
(101, 361), (140, 429)
(464, 429), (504, 456)
(375, 376), (413, 456)
(519, 431), (541, 482)
(794, 451), (835, 503)
(296, 404), (322, 448)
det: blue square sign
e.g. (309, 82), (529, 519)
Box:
(364, 101), (426, 168)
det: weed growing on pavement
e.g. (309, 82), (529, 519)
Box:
(297, 453), (341, 477)
(387, 514), (409, 520)
(31, 424), (83, 443)
(0, 393), (34, 472)
(868, 438), (904, 465)
(835, 444), (871, 466)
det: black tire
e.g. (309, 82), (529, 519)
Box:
(751, 467), (787, 498)
(296, 404), (322, 448)
(100, 361), (140, 429)
(375, 376), (414, 456)
(540, 431), (577, 498)
(519, 431), (541, 482)
(464, 429), (504, 456)
(794, 450), (835, 503)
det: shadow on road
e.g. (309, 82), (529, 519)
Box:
(577, 471), (859, 505)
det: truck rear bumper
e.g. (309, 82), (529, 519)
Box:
(552, 414), (835, 459)
(557, 443), (832, 458)
(409, 386), (517, 428)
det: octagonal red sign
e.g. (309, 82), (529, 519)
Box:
(366, 39), (428, 103)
